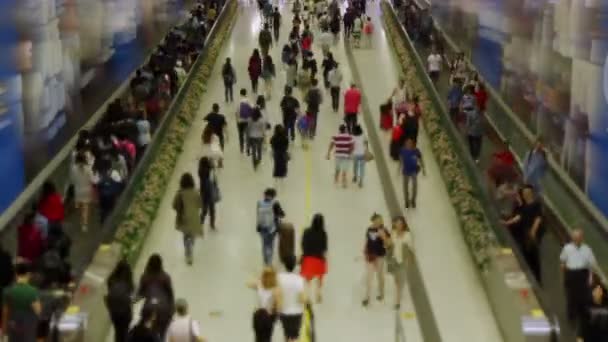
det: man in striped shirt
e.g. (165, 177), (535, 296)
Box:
(326, 124), (354, 188)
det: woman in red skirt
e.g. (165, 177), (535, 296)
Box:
(300, 214), (328, 303)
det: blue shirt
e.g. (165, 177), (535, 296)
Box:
(400, 148), (421, 176)
(447, 86), (463, 108)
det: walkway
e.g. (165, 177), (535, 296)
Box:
(106, 1), (421, 341)
(105, 1), (501, 341)
(348, 2), (503, 341)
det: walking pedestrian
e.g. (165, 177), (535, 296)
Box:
(270, 125), (290, 187)
(262, 54), (276, 100)
(204, 103), (228, 150)
(328, 63), (343, 113)
(247, 267), (280, 336)
(172, 173), (202, 264)
(259, 24), (273, 56)
(137, 254), (174, 338)
(400, 138), (425, 209)
(326, 124), (354, 188)
(304, 79), (323, 138)
(386, 216), (413, 309)
(362, 213), (390, 307)
(198, 157), (219, 230)
(321, 52), (336, 89)
(285, 57), (298, 88)
(248, 50), (263, 94)
(127, 305), (159, 342)
(272, 7), (281, 41)
(256, 188), (285, 265)
(277, 255), (307, 342)
(352, 124), (371, 187)
(105, 260), (134, 342)
(201, 124), (223, 168)
(560, 229), (596, 325)
(390, 77), (408, 119)
(280, 86), (300, 141)
(248, 108), (268, 170)
(363, 16), (374, 48)
(344, 83), (361, 133)
(166, 299), (206, 342)
(301, 214), (328, 303)
(70, 152), (95, 232)
(221, 58), (236, 103)
(427, 48), (442, 83)
(236, 89), (254, 154)
(352, 14), (362, 47)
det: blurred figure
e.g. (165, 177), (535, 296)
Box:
(137, 254), (174, 338)
(577, 283), (608, 341)
(166, 299), (206, 342)
(2, 262), (42, 342)
(105, 260), (134, 342)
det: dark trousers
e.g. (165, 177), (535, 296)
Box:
(201, 197), (216, 228)
(524, 241), (542, 284)
(330, 87), (340, 112)
(250, 137), (264, 168)
(110, 312), (132, 342)
(237, 122), (249, 153)
(284, 118), (296, 141)
(225, 84), (234, 102)
(99, 195), (116, 223)
(274, 27), (280, 41)
(467, 135), (482, 160)
(308, 111), (318, 138)
(565, 269), (589, 323)
(251, 77), (259, 93)
(344, 113), (358, 133)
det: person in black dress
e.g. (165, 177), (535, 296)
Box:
(270, 125), (290, 187)
(105, 260), (134, 342)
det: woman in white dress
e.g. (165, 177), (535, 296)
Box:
(385, 215), (413, 310)
(70, 152), (95, 232)
(201, 124), (223, 168)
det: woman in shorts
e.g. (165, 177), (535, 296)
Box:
(300, 214), (328, 303)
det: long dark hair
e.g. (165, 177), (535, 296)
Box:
(108, 259), (134, 289)
(252, 108), (262, 122)
(256, 95), (266, 110)
(311, 214), (325, 232)
(143, 254), (164, 277)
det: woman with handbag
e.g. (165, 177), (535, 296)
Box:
(386, 216), (413, 310)
(172, 173), (203, 265)
(198, 157), (220, 231)
(362, 213), (390, 307)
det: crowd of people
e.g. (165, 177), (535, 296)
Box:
(0, 1), (224, 341)
(391, 0), (608, 339)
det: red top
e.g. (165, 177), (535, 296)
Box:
(248, 56), (262, 78)
(344, 88), (361, 114)
(493, 150), (515, 166)
(302, 36), (312, 51)
(391, 125), (403, 142)
(475, 88), (488, 112)
(39, 193), (65, 222)
(18, 223), (45, 263)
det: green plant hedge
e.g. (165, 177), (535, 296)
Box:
(382, 2), (495, 269)
(114, 0), (238, 264)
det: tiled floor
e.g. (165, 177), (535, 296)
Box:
(105, 1), (500, 341)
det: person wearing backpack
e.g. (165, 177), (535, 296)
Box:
(257, 188), (285, 265)
(259, 24), (273, 56)
(221, 58), (236, 103)
(106, 260), (134, 342)
(236, 88), (254, 154)
(304, 79), (323, 138)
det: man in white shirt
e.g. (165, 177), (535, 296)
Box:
(427, 49), (442, 83)
(278, 255), (307, 342)
(328, 64), (343, 113)
(560, 229), (597, 324)
(166, 299), (206, 342)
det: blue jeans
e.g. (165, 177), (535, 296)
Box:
(259, 229), (276, 265)
(352, 155), (366, 185)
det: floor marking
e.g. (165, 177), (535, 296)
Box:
(401, 312), (416, 320)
